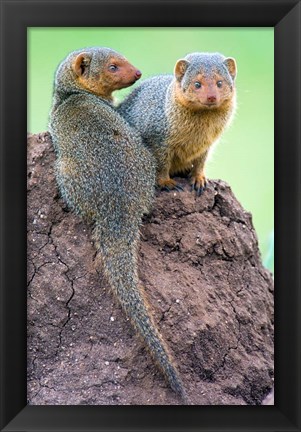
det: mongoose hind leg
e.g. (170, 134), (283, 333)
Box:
(154, 147), (184, 192)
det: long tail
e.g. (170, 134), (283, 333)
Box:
(93, 226), (187, 401)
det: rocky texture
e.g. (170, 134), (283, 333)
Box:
(27, 132), (274, 405)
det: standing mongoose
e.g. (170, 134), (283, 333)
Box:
(118, 52), (237, 195)
(49, 47), (187, 401)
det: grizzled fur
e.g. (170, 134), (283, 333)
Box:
(118, 52), (237, 194)
(49, 47), (186, 401)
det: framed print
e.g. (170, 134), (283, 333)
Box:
(1, 0), (300, 431)
(27, 27), (275, 407)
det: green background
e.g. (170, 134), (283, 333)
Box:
(28, 28), (274, 272)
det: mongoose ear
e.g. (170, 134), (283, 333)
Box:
(224, 57), (237, 80)
(174, 59), (190, 81)
(73, 52), (91, 77)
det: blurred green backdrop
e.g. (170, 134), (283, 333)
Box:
(28, 28), (274, 272)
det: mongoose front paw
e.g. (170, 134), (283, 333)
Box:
(190, 174), (207, 196)
(157, 177), (184, 192)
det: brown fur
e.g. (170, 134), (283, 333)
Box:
(166, 82), (235, 178)
(74, 52), (140, 101)
(118, 54), (237, 193)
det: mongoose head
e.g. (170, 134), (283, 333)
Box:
(174, 52), (237, 111)
(55, 47), (142, 100)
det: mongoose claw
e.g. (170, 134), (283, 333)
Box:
(174, 184), (184, 192)
(157, 177), (181, 192)
(161, 184), (183, 193)
(190, 175), (207, 196)
(196, 186), (204, 196)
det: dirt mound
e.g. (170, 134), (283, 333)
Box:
(27, 132), (274, 405)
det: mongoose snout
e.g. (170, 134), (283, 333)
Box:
(135, 69), (142, 79)
(207, 95), (217, 103)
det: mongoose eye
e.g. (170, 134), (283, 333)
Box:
(194, 82), (202, 89)
(109, 64), (118, 72)
(217, 80), (223, 88)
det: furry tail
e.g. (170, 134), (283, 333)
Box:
(94, 225), (187, 401)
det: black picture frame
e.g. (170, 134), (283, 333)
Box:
(0, 0), (300, 431)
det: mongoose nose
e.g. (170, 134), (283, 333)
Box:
(135, 70), (142, 79)
(207, 95), (217, 103)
